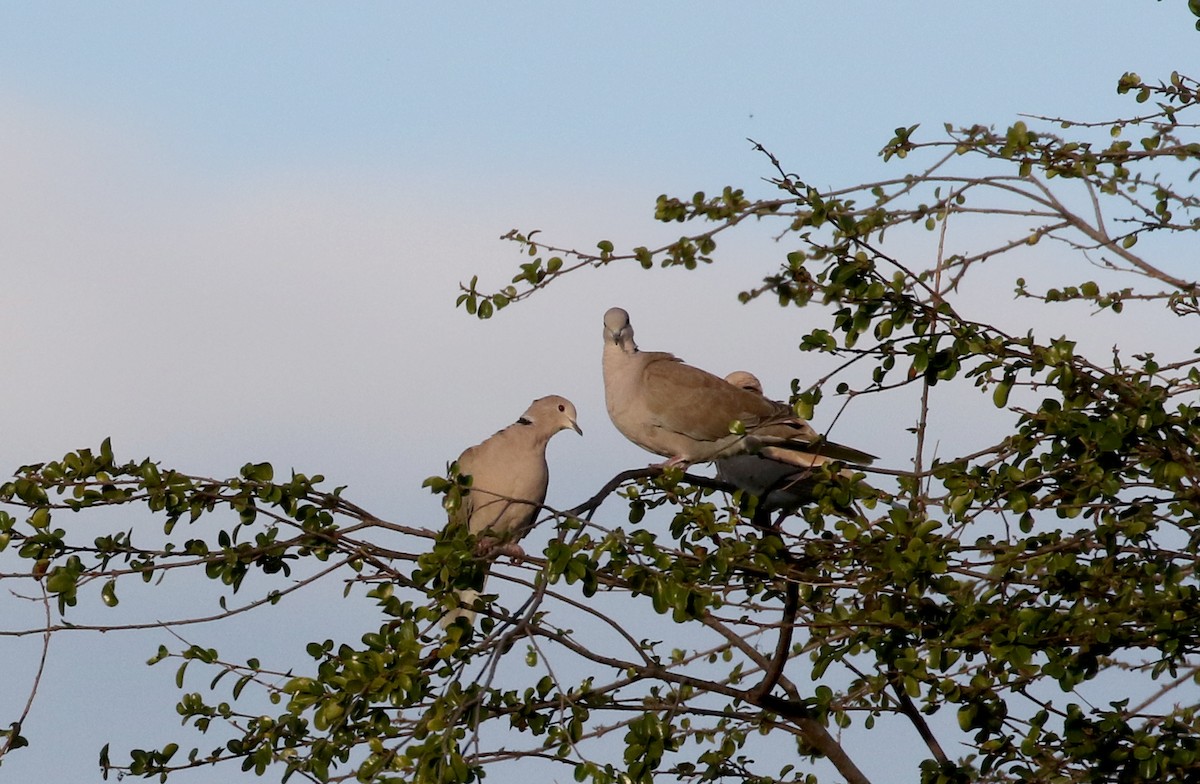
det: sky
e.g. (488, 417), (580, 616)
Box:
(0, 4), (1196, 782)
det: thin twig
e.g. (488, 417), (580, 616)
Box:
(0, 584), (52, 761)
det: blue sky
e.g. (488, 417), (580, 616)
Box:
(1, 4), (1196, 782)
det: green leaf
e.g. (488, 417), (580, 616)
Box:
(101, 579), (119, 607)
(240, 462), (274, 482)
(993, 379), (1012, 408)
(29, 507), (51, 530)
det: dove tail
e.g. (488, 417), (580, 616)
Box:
(759, 440), (877, 467)
(440, 588), (481, 629)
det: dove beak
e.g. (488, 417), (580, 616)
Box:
(607, 326), (632, 348)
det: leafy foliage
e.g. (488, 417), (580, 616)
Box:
(3, 72), (1200, 783)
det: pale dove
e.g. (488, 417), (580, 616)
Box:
(716, 371), (873, 514)
(441, 395), (582, 627)
(601, 307), (876, 469)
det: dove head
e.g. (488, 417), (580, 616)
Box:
(523, 395), (583, 436)
(724, 371), (764, 396)
(603, 307), (636, 351)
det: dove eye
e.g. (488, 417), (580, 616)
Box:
(558, 404), (565, 412)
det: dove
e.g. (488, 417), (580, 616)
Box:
(601, 307), (876, 469)
(714, 371), (854, 512)
(716, 371), (816, 510)
(441, 395), (582, 628)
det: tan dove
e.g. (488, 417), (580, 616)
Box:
(715, 371), (874, 513)
(601, 307), (875, 469)
(442, 395), (581, 627)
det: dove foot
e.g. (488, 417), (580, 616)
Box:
(476, 537), (526, 559)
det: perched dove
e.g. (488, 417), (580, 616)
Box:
(716, 371), (873, 513)
(441, 395), (582, 627)
(601, 307), (876, 469)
